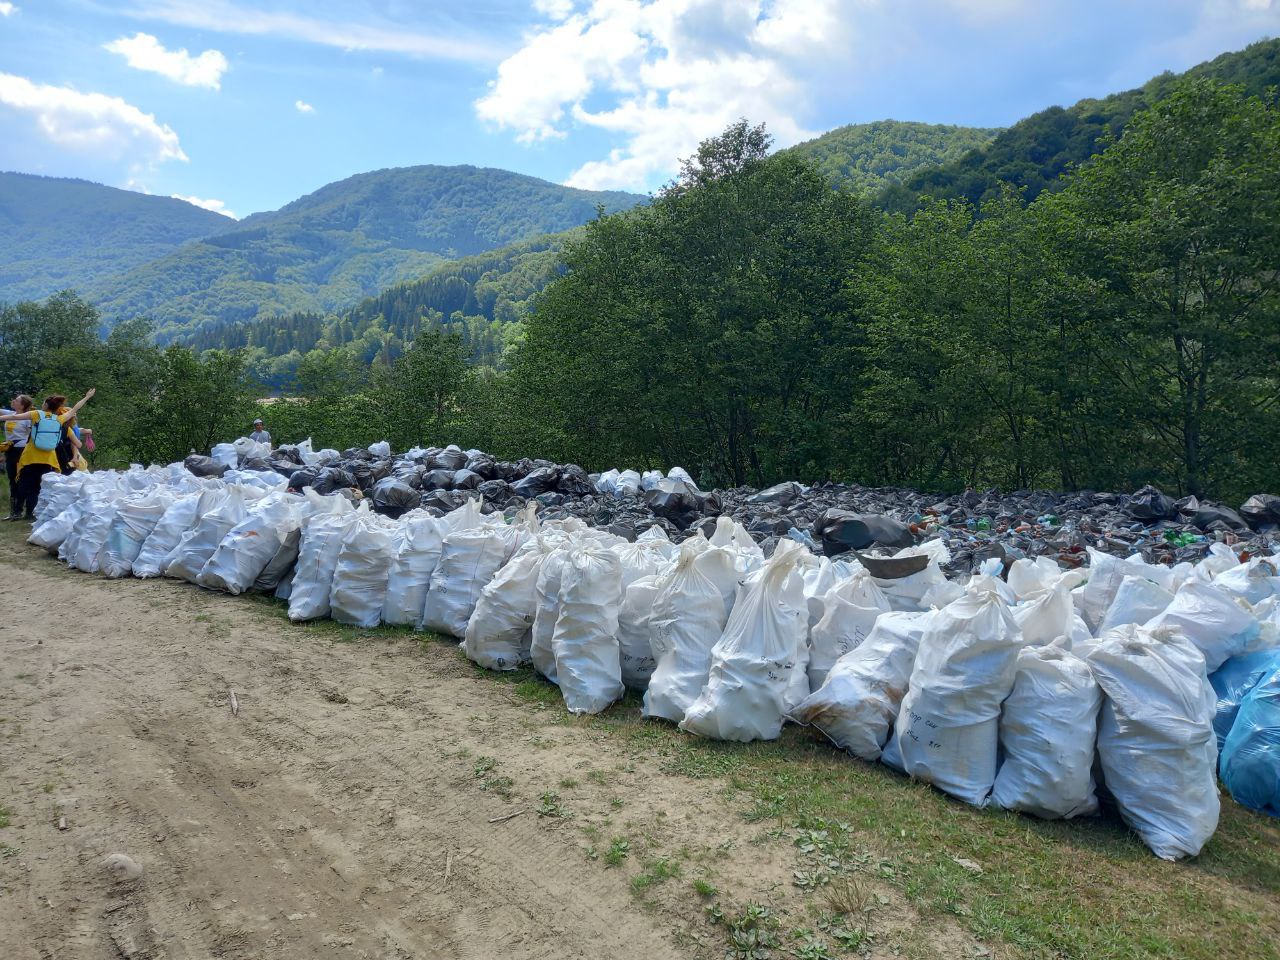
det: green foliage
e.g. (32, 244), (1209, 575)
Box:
(0, 290), (99, 399)
(787, 119), (1001, 194)
(0, 174), (230, 305)
(879, 36), (1280, 214)
(4, 293), (254, 469)
(509, 120), (876, 487)
(89, 166), (642, 337)
(507, 89), (1280, 500)
(186, 233), (567, 390)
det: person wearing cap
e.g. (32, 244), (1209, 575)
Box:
(249, 419), (272, 447)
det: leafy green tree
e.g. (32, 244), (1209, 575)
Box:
(126, 348), (254, 464)
(1052, 78), (1280, 494)
(0, 290), (99, 399)
(374, 329), (471, 449)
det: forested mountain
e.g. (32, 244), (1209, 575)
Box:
(88, 166), (642, 337)
(787, 120), (1001, 193)
(880, 37), (1280, 212)
(0, 173), (232, 304)
(185, 232), (570, 388)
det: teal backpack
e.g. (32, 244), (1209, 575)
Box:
(32, 411), (62, 451)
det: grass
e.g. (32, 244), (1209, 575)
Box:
(5, 518), (1279, 960)
(0, 806), (10, 829)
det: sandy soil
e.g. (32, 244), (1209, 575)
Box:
(0, 538), (972, 960)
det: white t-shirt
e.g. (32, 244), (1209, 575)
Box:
(3, 409), (31, 448)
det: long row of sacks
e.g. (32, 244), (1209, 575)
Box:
(27, 461), (1280, 861)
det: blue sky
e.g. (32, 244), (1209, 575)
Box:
(1, 0), (1277, 219)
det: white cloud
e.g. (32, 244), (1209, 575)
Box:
(476, 0), (853, 191)
(533, 0), (575, 19)
(172, 193), (238, 218)
(295, 99), (315, 113)
(127, 0), (503, 63)
(0, 72), (187, 167)
(0, 3), (17, 16)
(105, 32), (228, 89)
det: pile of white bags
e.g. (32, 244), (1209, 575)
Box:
(25, 450), (1280, 862)
(288, 500), (360, 621)
(891, 585), (1023, 806)
(199, 492), (304, 594)
(789, 611), (930, 760)
(643, 537), (742, 723)
(1088, 624), (1220, 860)
(991, 641), (1101, 819)
(552, 544), (625, 714)
(681, 540), (809, 741)
(381, 511), (445, 626)
(330, 512), (398, 627)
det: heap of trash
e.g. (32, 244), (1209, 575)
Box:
(25, 438), (1280, 859)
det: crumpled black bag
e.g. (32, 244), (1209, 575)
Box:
(310, 466), (358, 496)
(813, 508), (914, 556)
(747, 481), (803, 507)
(452, 468), (483, 490)
(513, 466), (560, 497)
(429, 447), (467, 471)
(464, 454), (497, 480)
(1125, 484), (1177, 522)
(558, 464), (593, 496)
(1190, 501), (1249, 532)
(1240, 494), (1280, 529)
(477, 479), (513, 504)
(423, 469), (455, 491)
(421, 489), (466, 514)
(371, 477), (422, 518)
(644, 478), (704, 529)
(184, 454), (227, 478)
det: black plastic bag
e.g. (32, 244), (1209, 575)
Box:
(1125, 484), (1177, 522)
(513, 466), (560, 497)
(310, 466), (358, 496)
(1190, 501), (1249, 532)
(452, 468), (483, 490)
(814, 508), (914, 555)
(184, 454), (227, 478)
(644, 478), (704, 529)
(558, 465), (593, 496)
(1240, 494), (1280, 529)
(747, 481), (803, 507)
(423, 469), (456, 491)
(464, 454), (497, 480)
(371, 477), (422, 517)
(429, 447), (467, 471)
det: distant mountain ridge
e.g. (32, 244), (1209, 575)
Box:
(0, 172), (232, 304)
(88, 165), (644, 337)
(879, 36), (1280, 211)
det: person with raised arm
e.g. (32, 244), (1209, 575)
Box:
(0, 388), (95, 520)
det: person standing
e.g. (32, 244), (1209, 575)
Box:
(0, 388), (95, 520)
(2, 394), (33, 519)
(249, 418), (272, 447)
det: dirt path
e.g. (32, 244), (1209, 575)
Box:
(0, 538), (973, 960)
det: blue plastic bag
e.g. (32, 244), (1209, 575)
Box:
(1209, 649), (1280, 752)
(1219, 652), (1280, 818)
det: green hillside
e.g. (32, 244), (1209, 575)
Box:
(880, 37), (1280, 211)
(0, 173), (232, 304)
(787, 120), (1002, 193)
(185, 231), (571, 387)
(88, 165), (643, 337)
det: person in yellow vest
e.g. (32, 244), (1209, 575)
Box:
(0, 388), (95, 520)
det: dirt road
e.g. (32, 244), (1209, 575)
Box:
(2, 537), (962, 960)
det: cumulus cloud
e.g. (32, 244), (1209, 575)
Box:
(172, 193), (238, 218)
(475, 0), (852, 191)
(0, 72), (187, 166)
(295, 99), (315, 113)
(0, 3), (17, 16)
(105, 32), (228, 89)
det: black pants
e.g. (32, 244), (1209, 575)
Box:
(4, 446), (22, 513)
(14, 463), (55, 518)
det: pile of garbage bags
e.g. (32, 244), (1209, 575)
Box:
(23, 438), (1280, 860)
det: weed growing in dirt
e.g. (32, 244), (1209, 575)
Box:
(479, 776), (514, 800)
(631, 856), (679, 893)
(536, 792), (565, 818)
(0, 806), (10, 828)
(558, 776), (578, 789)
(473, 756), (497, 777)
(604, 838), (630, 867)
(693, 878), (718, 898)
